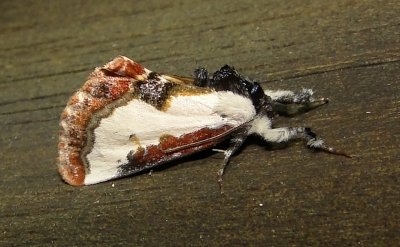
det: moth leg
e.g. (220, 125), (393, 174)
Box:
(217, 129), (249, 193)
(250, 117), (352, 157)
(271, 100), (329, 116)
(265, 89), (329, 116)
(264, 88), (322, 104)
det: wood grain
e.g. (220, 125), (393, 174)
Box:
(1, 0), (399, 245)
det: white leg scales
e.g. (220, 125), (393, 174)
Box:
(264, 88), (316, 104)
(250, 118), (352, 158)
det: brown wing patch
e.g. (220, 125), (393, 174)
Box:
(102, 56), (146, 79)
(119, 125), (233, 175)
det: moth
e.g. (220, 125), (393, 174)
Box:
(58, 56), (350, 187)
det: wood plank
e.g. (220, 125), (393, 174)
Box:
(1, 0), (399, 245)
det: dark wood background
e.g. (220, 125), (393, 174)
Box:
(1, 0), (399, 245)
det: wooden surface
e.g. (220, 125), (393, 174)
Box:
(1, 0), (399, 245)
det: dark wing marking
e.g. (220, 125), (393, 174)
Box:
(163, 120), (252, 153)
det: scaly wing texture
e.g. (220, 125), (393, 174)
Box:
(58, 56), (256, 185)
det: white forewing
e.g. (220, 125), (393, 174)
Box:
(84, 91), (256, 184)
(214, 91), (256, 122)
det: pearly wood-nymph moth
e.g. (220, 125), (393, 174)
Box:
(58, 56), (350, 186)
